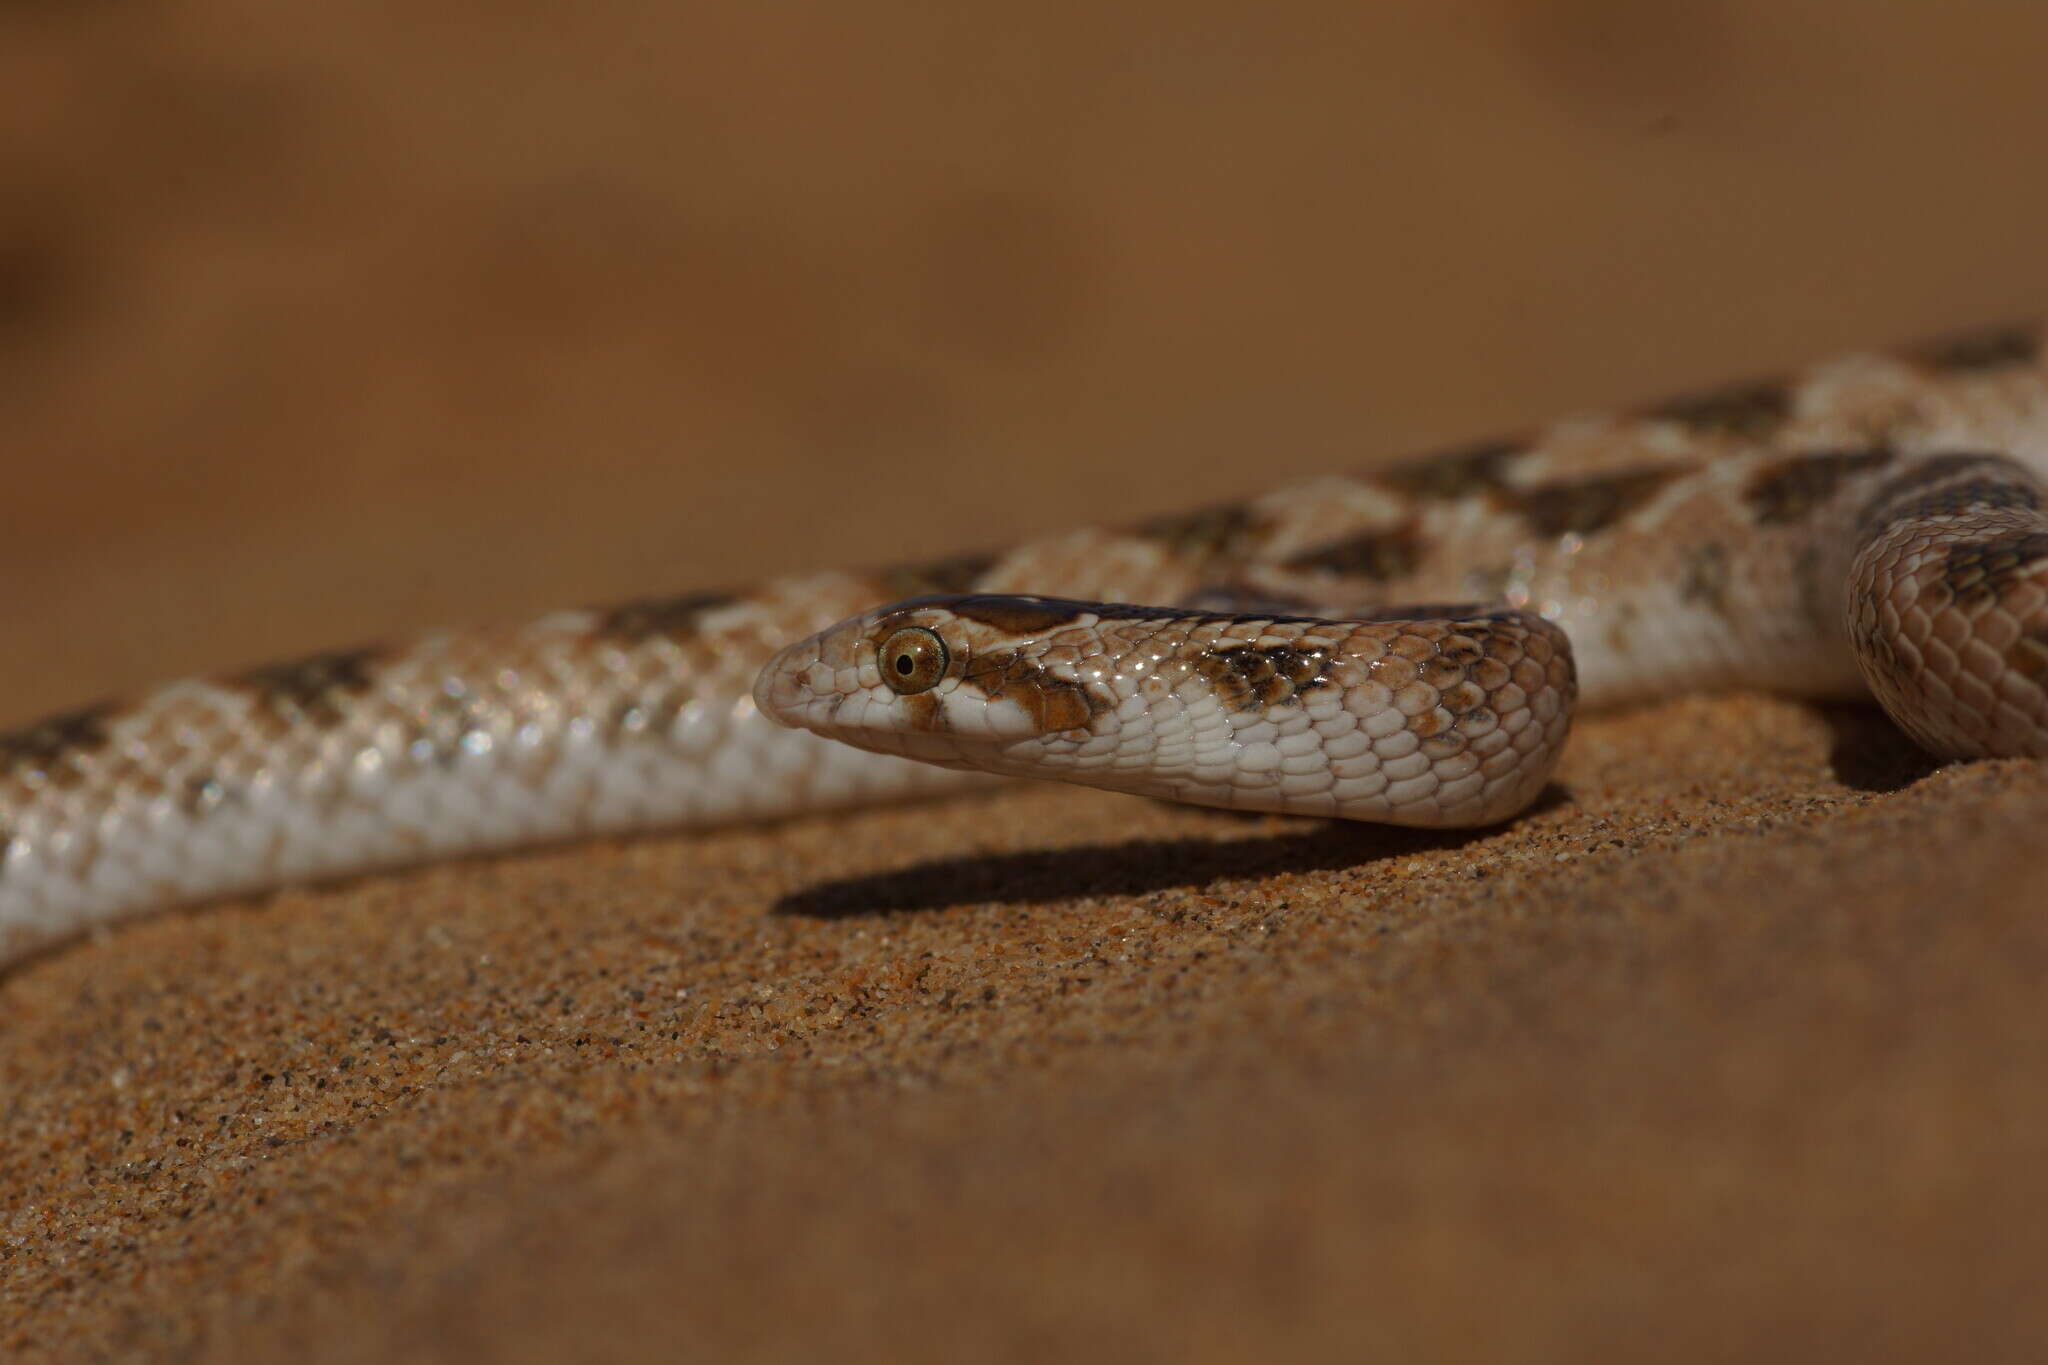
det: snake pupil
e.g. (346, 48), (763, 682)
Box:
(895, 655), (913, 675)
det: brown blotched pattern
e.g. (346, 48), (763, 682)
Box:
(960, 653), (1112, 733)
(877, 551), (1002, 599)
(1858, 453), (2043, 539)
(1744, 448), (1895, 525)
(1196, 642), (1337, 711)
(1906, 324), (2042, 375)
(1938, 531), (2048, 608)
(1678, 542), (1734, 616)
(1510, 467), (1683, 539)
(592, 591), (739, 644)
(0, 703), (116, 785)
(231, 648), (385, 729)
(1132, 501), (1265, 564)
(1373, 438), (1521, 501)
(1640, 378), (1795, 440)
(947, 594), (1090, 635)
(1284, 522), (1426, 581)
(1846, 432), (2048, 758)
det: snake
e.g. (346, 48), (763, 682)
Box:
(4, 323), (2046, 968)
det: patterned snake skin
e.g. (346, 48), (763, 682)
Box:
(4, 324), (2046, 966)
(756, 598), (1576, 828)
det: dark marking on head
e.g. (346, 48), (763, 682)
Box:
(1906, 325), (2041, 375)
(902, 593), (1334, 639)
(593, 591), (738, 644)
(966, 654), (1110, 732)
(1282, 520), (1425, 581)
(947, 594), (1092, 635)
(876, 551), (1000, 599)
(1196, 642), (1336, 711)
(1857, 453), (2042, 539)
(1743, 447), (1894, 525)
(1641, 378), (1794, 440)
(1510, 467), (1683, 539)
(1132, 500), (1263, 563)
(1374, 438), (1522, 501)
(232, 647), (383, 727)
(1938, 530), (2048, 607)
(1, 702), (116, 783)
(1679, 542), (1733, 616)
(900, 692), (951, 733)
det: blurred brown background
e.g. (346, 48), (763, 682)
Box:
(7, 0), (2047, 722)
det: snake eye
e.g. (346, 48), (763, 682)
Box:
(877, 626), (949, 695)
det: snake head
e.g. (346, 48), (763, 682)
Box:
(755, 593), (1575, 827)
(752, 594), (1124, 771)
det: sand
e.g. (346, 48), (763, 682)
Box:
(8, 696), (2048, 1361)
(7, 3), (2048, 1360)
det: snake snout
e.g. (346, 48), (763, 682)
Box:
(752, 635), (830, 730)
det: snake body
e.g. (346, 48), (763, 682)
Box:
(5, 324), (2047, 966)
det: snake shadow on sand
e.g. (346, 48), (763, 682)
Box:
(776, 696), (1945, 921)
(773, 787), (1570, 919)
(1817, 702), (1943, 793)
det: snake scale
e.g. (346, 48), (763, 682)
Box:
(5, 323), (2047, 967)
